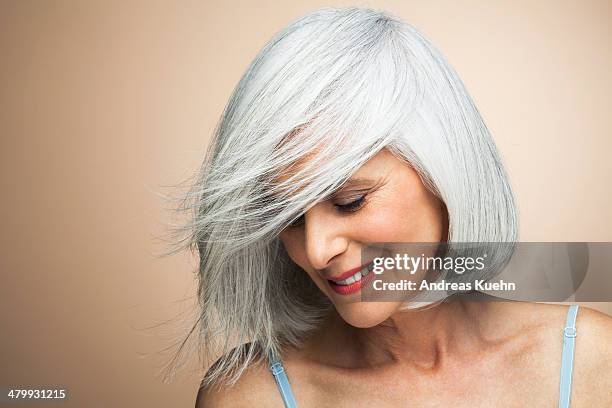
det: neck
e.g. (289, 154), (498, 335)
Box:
(358, 299), (488, 370)
(309, 294), (512, 371)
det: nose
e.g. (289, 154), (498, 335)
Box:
(303, 204), (349, 271)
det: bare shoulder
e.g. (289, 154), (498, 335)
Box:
(504, 301), (612, 341)
(570, 305), (612, 374)
(522, 302), (612, 357)
(509, 302), (612, 405)
(195, 350), (283, 408)
(572, 305), (612, 405)
(574, 304), (612, 349)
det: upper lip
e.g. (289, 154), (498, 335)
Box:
(326, 261), (372, 282)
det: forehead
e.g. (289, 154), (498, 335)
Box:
(270, 150), (316, 186)
(270, 147), (399, 192)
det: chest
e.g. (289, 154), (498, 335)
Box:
(311, 372), (559, 407)
(291, 352), (562, 408)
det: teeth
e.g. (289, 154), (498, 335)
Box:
(334, 265), (371, 286)
(342, 274), (357, 285)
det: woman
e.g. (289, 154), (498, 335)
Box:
(175, 7), (612, 407)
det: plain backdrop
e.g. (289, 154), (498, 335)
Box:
(1, 0), (611, 406)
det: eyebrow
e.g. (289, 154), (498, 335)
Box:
(322, 177), (381, 201)
(266, 177), (380, 202)
(340, 177), (378, 188)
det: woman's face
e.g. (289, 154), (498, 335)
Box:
(279, 148), (448, 328)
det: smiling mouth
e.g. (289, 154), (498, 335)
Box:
(327, 262), (376, 295)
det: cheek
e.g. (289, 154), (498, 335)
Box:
(279, 231), (314, 276)
(279, 231), (303, 263)
(357, 191), (444, 242)
(279, 231), (331, 292)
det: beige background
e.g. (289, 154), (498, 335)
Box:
(1, 0), (610, 406)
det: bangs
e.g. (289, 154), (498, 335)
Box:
(195, 12), (423, 248)
(164, 7), (518, 388)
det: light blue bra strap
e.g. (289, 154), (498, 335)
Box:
(559, 304), (579, 408)
(268, 351), (298, 408)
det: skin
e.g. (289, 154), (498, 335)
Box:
(197, 148), (612, 407)
(279, 148), (449, 328)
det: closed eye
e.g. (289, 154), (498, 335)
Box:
(334, 195), (366, 213)
(286, 194), (367, 229)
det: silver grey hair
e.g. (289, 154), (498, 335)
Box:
(165, 6), (518, 387)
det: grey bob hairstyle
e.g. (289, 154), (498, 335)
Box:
(168, 7), (518, 387)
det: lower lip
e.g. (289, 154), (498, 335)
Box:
(328, 270), (377, 296)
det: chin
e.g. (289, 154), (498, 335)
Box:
(335, 301), (402, 328)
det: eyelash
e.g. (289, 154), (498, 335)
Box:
(334, 195), (367, 213)
(287, 194), (367, 228)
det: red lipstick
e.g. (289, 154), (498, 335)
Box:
(326, 262), (376, 296)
